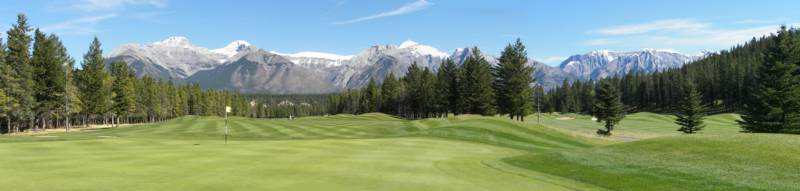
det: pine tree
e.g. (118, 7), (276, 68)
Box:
(459, 47), (496, 115)
(6, 13), (36, 132)
(675, 79), (705, 134)
(0, 35), (11, 133)
(420, 68), (437, 117)
(140, 76), (160, 122)
(64, 57), (81, 130)
(110, 60), (136, 125)
(593, 80), (625, 136)
(380, 72), (401, 114)
(435, 58), (459, 116)
(362, 78), (380, 113)
(76, 37), (113, 125)
(494, 38), (534, 121)
(32, 30), (68, 129)
(403, 62), (424, 118)
(738, 26), (800, 133)
(0, 33), (17, 133)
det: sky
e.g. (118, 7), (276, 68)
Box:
(1, 0), (798, 66)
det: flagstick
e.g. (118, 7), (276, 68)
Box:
(224, 106), (231, 145)
(225, 108), (228, 145)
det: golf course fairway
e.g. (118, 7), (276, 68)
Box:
(0, 113), (797, 190)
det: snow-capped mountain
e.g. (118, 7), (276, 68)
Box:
(559, 49), (698, 80)
(107, 36), (254, 79)
(212, 40), (253, 61)
(107, 36), (700, 93)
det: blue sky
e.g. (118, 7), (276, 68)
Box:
(1, 0), (798, 66)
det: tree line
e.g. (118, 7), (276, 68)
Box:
(0, 14), (253, 134)
(329, 39), (536, 121)
(244, 94), (329, 118)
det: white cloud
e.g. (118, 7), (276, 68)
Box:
(734, 18), (786, 25)
(584, 19), (794, 52)
(332, 0), (432, 25)
(69, 0), (167, 12)
(42, 14), (118, 35)
(591, 19), (710, 35)
(536, 56), (567, 65)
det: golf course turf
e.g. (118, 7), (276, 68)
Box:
(0, 113), (797, 190)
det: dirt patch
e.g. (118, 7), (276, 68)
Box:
(556, 117), (575, 120)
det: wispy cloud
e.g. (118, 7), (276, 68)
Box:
(590, 19), (710, 35)
(68, 0), (167, 12)
(734, 18), (787, 25)
(332, 0), (432, 25)
(536, 56), (567, 65)
(584, 19), (793, 51)
(42, 14), (118, 35)
(334, 0), (346, 8)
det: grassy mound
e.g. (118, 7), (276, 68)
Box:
(503, 133), (800, 190)
(534, 112), (742, 140)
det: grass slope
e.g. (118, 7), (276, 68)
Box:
(504, 133), (800, 190)
(535, 112), (742, 140)
(0, 113), (601, 191)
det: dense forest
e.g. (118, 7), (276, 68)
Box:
(329, 39), (536, 121)
(0, 14), (260, 134)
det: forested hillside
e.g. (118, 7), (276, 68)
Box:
(542, 27), (790, 114)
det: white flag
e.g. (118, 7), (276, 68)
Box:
(225, 106), (232, 113)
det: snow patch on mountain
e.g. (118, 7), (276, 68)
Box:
(212, 40), (253, 60)
(396, 40), (450, 58)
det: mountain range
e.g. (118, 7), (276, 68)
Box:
(106, 37), (701, 94)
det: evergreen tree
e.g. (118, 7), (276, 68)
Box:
(593, 80), (625, 136)
(110, 60), (136, 125)
(458, 47), (495, 115)
(362, 78), (380, 113)
(0, 33), (18, 133)
(675, 79), (705, 134)
(380, 73), (401, 114)
(140, 76), (160, 122)
(494, 38), (535, 121)
(6, 13), (36, 132)
(738, 26), (800, 133)
(403, 62), (424, 118)
(76, 37), (112, 124)
(435, 58), (459, 116)
(64, 57), (81, 129)
(31, 30), (67, 129)
(420, 68), (437, 117)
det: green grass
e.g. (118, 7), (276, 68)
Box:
(503, 133), (800, 190)
(0, 112), (797, 190)
(534, 112), (743, 141)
